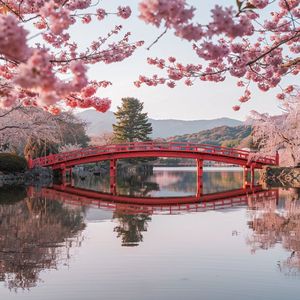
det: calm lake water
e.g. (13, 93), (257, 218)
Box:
(1, 167), (300, 299)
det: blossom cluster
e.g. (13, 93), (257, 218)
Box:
(0, 1), (137, 113)
(0, 0), (299, 114)
(0, 14), (30, 61)
(139, 0), (204, 41)
(137, 0), (300, 110)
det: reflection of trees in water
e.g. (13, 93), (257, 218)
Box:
(117, 174), (159, 197)
(71, 169), (244, 196)
(247, 189), (300, 275)
(0, 195), (85, 290)
(0, 185), (27, 204)
(203, 171), (243, 193)
(73, 173), (110, 193)
(113, 211), (151, 246)
(72, 172), (159, 196)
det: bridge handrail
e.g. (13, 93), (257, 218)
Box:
(31, 141), (278, 168)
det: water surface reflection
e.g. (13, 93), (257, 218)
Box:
(72, 167), (245, 196)
(247, 188), (300, 275)
(0, 188), (85, 290)
(0, 168), (300, 300)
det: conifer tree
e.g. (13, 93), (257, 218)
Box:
(113, 98), (152, 143)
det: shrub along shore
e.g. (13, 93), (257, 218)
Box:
(0, 153), (53, 186)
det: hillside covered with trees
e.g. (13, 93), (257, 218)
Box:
(165, 125), (253, 148)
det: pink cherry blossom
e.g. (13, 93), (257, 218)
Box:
(117, 6), (132, 19)
(82, 15), (92, 24)
(0, 15), (30, 61)
(277, 93), (286, 100)
(96, 8), (106, 20)
(81, 85), (97, 97)
(92, 97), (111, 112)
(232, 105), (240, 111)
(40, 0), (73, 35)
(249, 0), (269, 9)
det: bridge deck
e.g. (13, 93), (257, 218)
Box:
(30, 142), (278, 169)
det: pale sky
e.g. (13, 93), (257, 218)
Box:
(67, 0), (292, 121)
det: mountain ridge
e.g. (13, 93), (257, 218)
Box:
(77, 109), (243, 138)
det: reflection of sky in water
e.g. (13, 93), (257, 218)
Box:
(73, 168), (245, 197)
(0, 169), (300, 300)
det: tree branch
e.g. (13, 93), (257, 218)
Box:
(281, 57), (300, 68)
(0, 0), (23, 21)
(0, 105), (22, 118)
(247, 32), (300, 66)
(0, 125), (30, 132)
(146, 28), (168, 51)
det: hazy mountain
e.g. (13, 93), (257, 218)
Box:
(77, 109), (243, 139)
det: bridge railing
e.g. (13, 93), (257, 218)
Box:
(31, 142), (278, 168)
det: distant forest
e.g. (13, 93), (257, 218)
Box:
(165, 125), (253, 149)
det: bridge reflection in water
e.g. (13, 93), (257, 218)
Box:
(27, 166), (279, 248)
(28, 184), (278, 215)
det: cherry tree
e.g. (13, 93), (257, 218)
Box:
(58, 143), (82, 152)
(251, 88), (300, 166)
(0, 105), (60, 151)
(90, 132), (115, 146)
(135, 0), (300, 111)
(0, 0), (141, 114)
(0, 104), (88, 153)
(0, 0), (299, 115)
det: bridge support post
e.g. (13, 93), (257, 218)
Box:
(110, 159), (117, 195)
(70, 168), (75, 187)
(59, 164), (73, 186)
(196, 159), (203, 198)
(250, 165), (255, 188)
(243, 167), (250, 188)
(243, 165), (255, 188)
(61, 167), (67, 185)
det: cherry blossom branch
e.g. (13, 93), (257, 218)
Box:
(62, 0), (69, 7)
(0, 0), (23, 21)
(146, 28), (167, 50)
(246, 32), (300, 66)
(0, 105), (22, 118)
(0, 125), (30, 132)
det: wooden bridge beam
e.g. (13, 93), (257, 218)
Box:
(110, 159), (117, 195)
(60, 166), (73, 186)
(250, 166), (255, 188)
(243, 165), (256, 188)
(196, 159), (203, 198)
(243, 167), (249, 188)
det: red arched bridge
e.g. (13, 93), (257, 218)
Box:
(29, 141), (279, 195)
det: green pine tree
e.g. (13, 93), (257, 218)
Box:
(113, 98), (153, 143)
